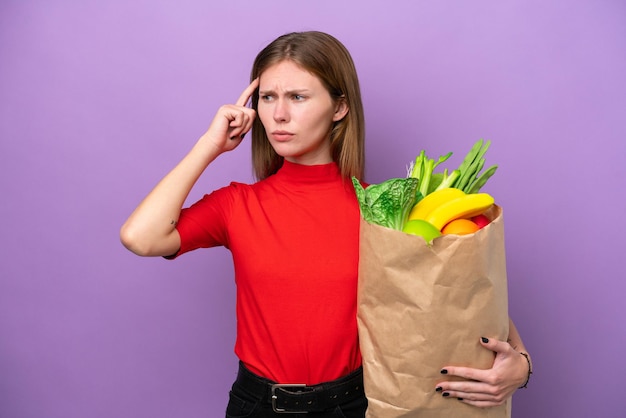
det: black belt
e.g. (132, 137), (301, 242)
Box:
(234, 362), (365, 414)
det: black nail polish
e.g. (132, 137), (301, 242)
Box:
(458, 398), (464, 401)
(435, 386), (443, 392)
(440, 369), (448, 374)
(442, 392), (450, 397)
(481, 337), (489, 343)
(240, 133), (246, 140)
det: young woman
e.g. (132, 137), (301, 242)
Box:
(121, 31), (530, 417)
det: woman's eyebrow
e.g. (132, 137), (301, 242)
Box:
(259, 88), (310, 96)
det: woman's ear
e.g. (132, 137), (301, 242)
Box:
(332, 98), (349, 122)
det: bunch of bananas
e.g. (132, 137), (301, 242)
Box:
(402, 188), (494, 241)
(408, 188), (494, 230)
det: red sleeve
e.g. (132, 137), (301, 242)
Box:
(165, 183), (240, 259)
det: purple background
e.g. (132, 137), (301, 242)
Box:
(1, 1), (625, 417)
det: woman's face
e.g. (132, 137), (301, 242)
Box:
(257, 60), (348, 165)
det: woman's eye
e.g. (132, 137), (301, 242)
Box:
(260, 95), (273, 102)
(292, 94), (305, 101)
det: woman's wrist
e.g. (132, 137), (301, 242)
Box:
(518, 352), (532, 389)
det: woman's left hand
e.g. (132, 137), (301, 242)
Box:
(435, 337), (528, 408)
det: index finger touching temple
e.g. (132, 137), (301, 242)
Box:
(236, 78), (260, 107)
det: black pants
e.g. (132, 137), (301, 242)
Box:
(225, 363), (368, 418)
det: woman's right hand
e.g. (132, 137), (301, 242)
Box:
(200, 78), (259, 154)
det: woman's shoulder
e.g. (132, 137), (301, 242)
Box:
(211, 178), (275, 200)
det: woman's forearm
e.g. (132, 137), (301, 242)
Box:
(120, 138), (221, 257)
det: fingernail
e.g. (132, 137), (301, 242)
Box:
(481, 337), (489, 343)
(442, 392), (450, 397)
(435, 386), (443, 392)
(240, 133), (246, 140)
(458, 398), (464, 401)
(440, 369), (448, 374)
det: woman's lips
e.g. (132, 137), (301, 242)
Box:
(271, 130), (294, 142)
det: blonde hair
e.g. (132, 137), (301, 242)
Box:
(250, 31), (365, 180)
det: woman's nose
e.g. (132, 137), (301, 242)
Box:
(273, 100), (289, 122)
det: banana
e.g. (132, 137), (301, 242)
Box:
(425, 193), (495, 230)
(408, 187), (466, 221)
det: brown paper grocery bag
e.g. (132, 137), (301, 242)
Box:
(357, 205), (511, 418)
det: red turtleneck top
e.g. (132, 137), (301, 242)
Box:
(171, 161), (362, 384)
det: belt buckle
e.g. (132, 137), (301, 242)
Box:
(271, 383), (308, 414)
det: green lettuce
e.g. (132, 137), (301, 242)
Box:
(352, 177), (420, 231)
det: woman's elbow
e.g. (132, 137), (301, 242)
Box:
(120, 222), (151, 256)
(120, 222), (179, 257)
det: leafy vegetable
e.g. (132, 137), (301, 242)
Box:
(407, 139), (498, 196)
(408, 150), (452, 198)
(450, 139), (498, 194)
(352, 177), (420, 231)
(431, 168), (461, 193)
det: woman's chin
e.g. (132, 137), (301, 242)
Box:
(271, 144), (332, 165)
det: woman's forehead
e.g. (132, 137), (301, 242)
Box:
(259, 60), (322, 91)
